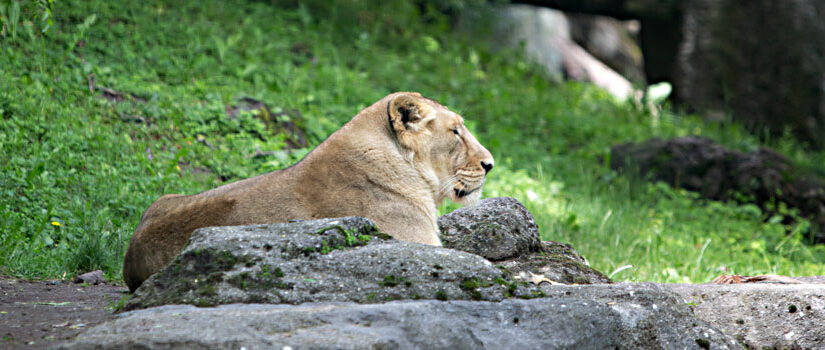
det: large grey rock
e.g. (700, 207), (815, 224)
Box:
(440, 197), (610, 284)
(665, 283), (825, 349)
(125, 217), (545, 311)
(59, 283), (740, 349)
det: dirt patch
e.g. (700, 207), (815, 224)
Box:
(0, 276), (127, 349)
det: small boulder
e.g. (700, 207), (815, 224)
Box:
(439, 197), (542, 261)
(73, 270), (105, 285)
(440, 197), (611, 284)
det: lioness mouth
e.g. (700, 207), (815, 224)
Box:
(455, 187), (479, 198)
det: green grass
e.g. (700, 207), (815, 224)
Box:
(2, 0), (824, 283)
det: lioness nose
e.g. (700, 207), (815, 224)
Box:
(481, 160), (493, 174)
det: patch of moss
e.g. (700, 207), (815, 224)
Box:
(314, 225), (375, 248)
(460, 277), (490, 290)
(435, 289), (449, 301)
(515, 288), (546, 300)
(320, 239), (332, 254)
(220, 251), (240, 266)
(374, 232), (394, 240)
(197, 282), (217, 296)
(379, 274), (412, 287)
(492, 276), (519, 296)
(194, 298), (214, 307)
(461, 277), (494, 300)
(343, 229), (359, 246)
(260, 264), (285, 278)
(228, 269), (289, 291)
(303, 225), (382, 254)
(228, 272), (252, 289)
(185, 248), (250, 275)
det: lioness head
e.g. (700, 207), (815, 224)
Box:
(388, 93), (494, 206)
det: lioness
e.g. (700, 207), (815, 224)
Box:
(123, 92), (494, 292)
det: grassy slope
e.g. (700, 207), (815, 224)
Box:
(1, 0), (823, 282)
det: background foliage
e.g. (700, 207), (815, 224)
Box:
(1, 0), (823, 282)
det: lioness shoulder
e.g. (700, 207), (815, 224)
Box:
(123, 92), (494, 292)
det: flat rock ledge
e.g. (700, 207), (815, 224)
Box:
(58, 283), (739, 350)
(665, 283), (825, 349)
(61, 198), (825, 348)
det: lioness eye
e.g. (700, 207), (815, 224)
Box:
(452, 128), (459, 135)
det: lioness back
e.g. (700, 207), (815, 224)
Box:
(123, 92), (494, 292)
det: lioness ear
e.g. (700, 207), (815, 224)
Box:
(389, 93), (429, 133)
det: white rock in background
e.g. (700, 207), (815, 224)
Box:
(496, 4), (570, 78)
(494, 4), (636, 101)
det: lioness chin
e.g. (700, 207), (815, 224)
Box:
(123, 92), (494, 292)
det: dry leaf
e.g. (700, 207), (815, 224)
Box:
(519, 271), (563, 285)
(712, 274), (803, 284)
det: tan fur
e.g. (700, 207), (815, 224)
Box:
(123, 92), (494, 292)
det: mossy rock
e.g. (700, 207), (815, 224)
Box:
(125, 217), (546, 311)
(440, 197), (610, 284)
